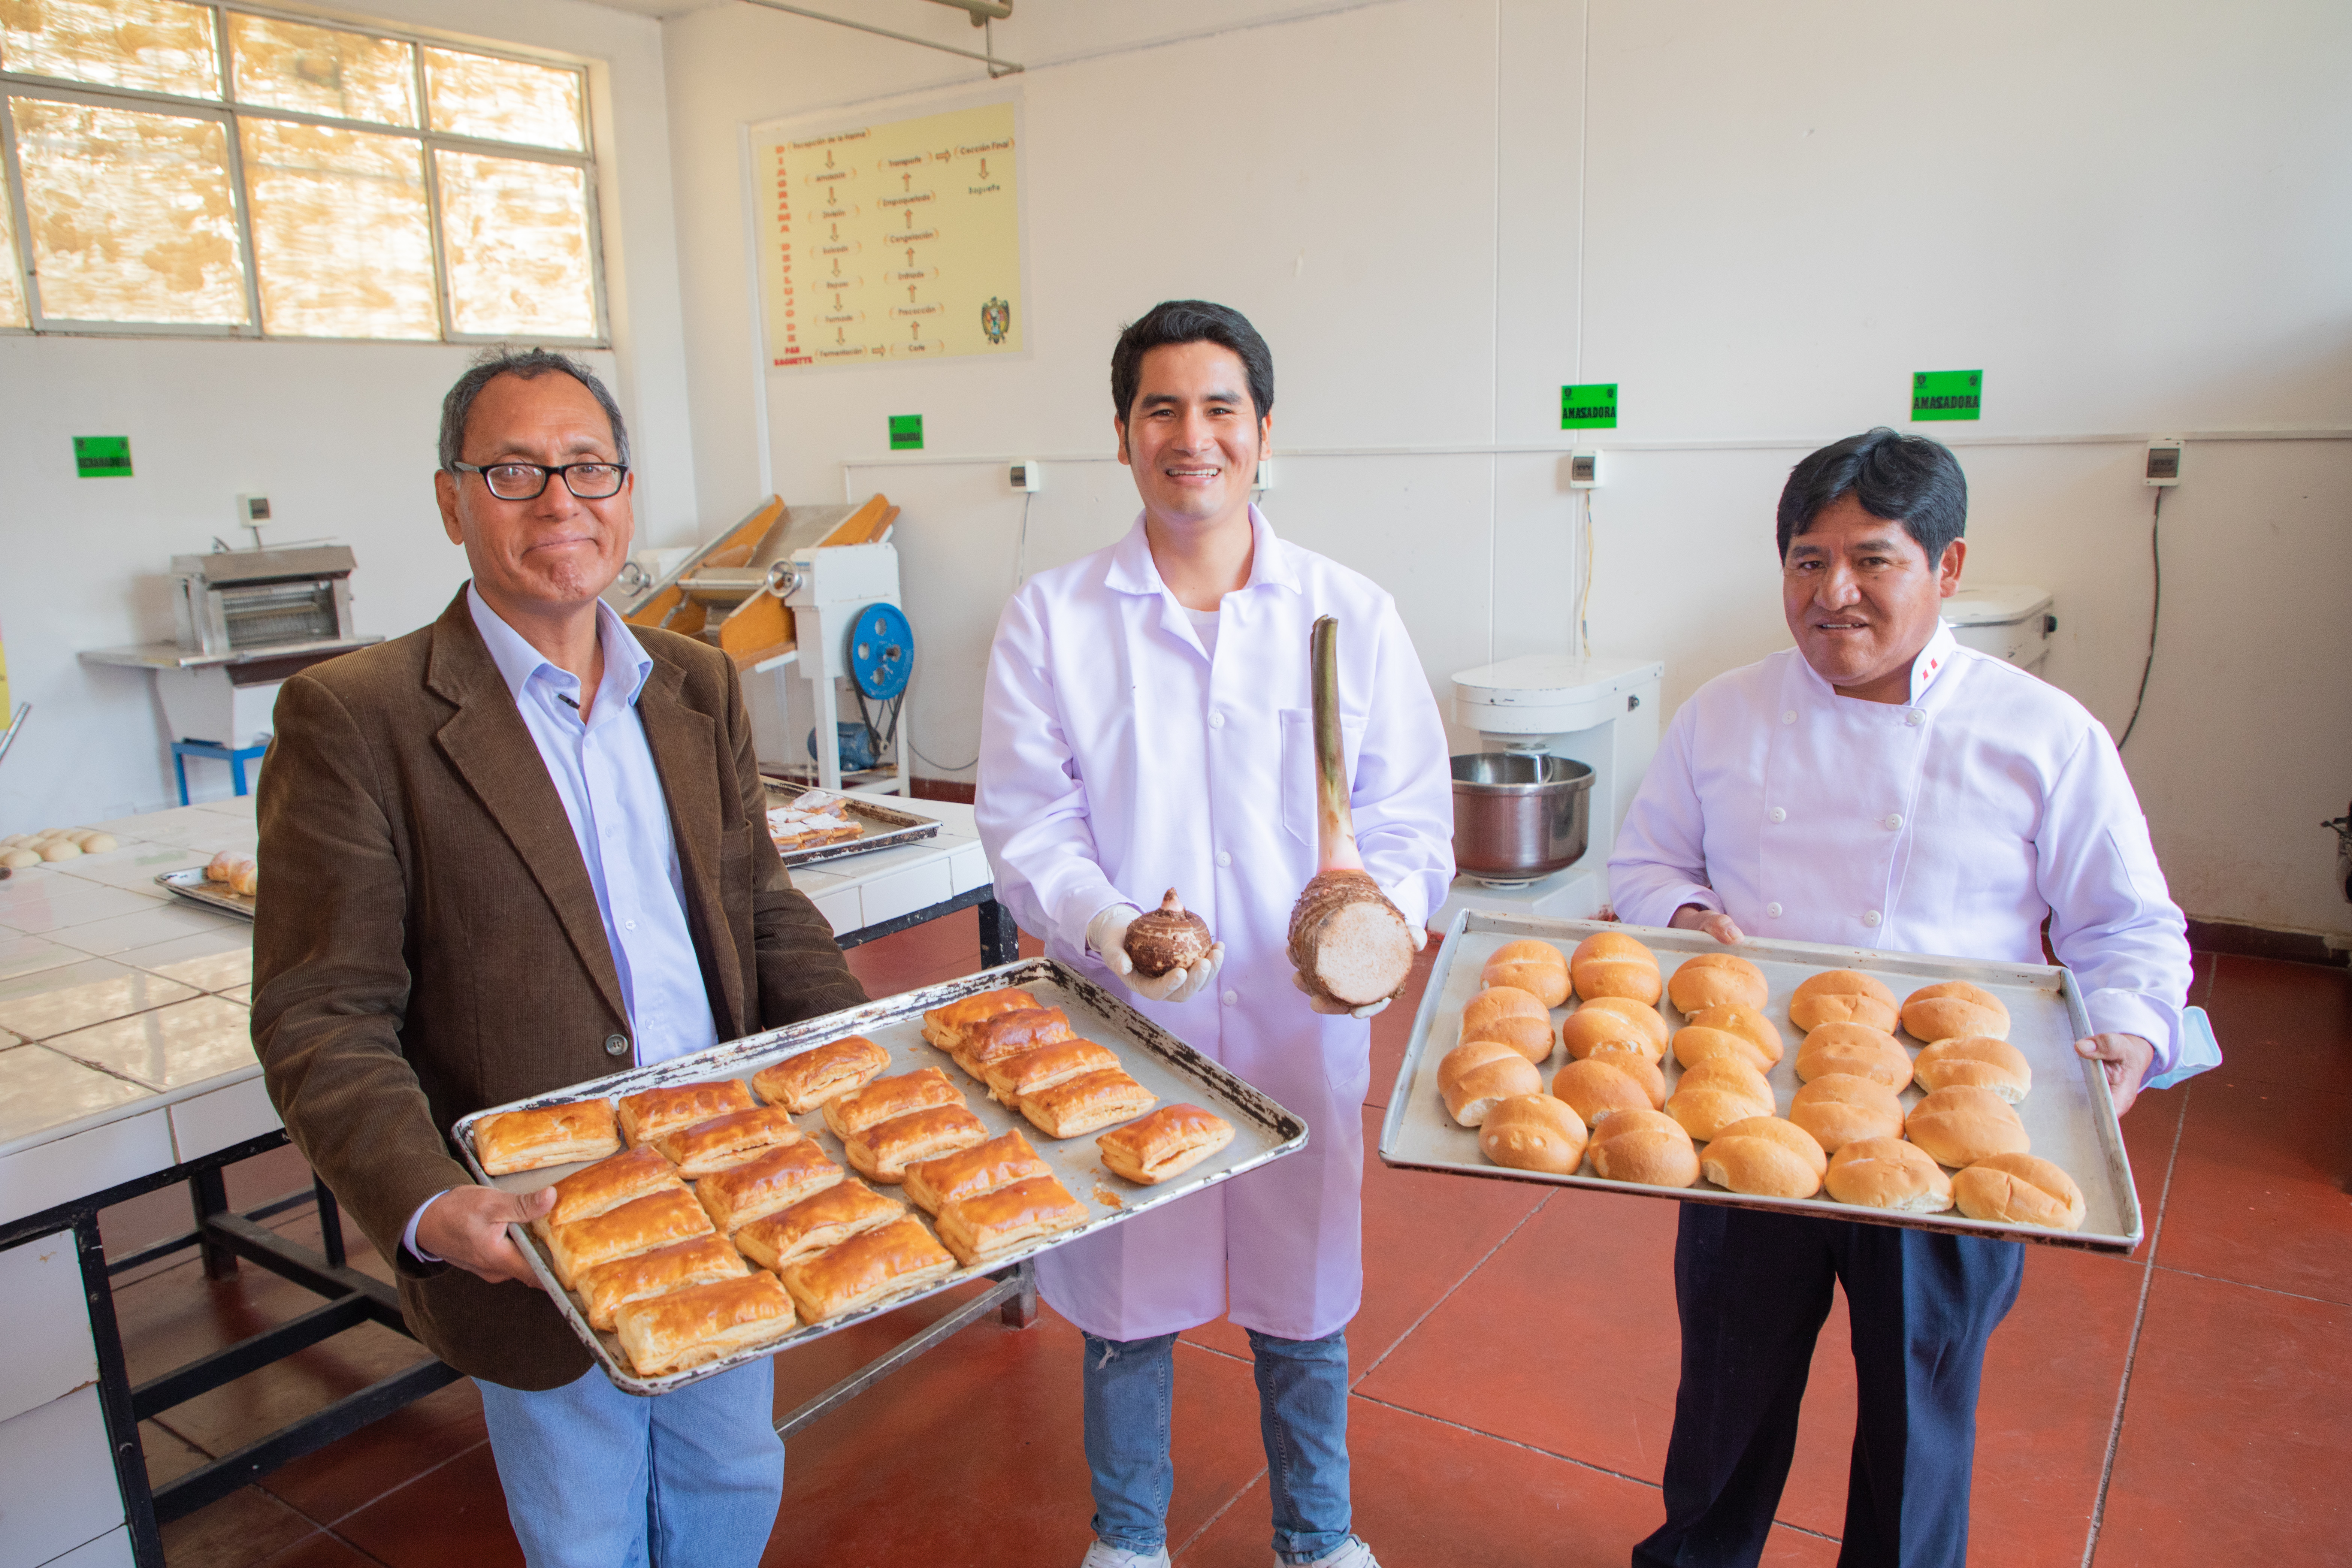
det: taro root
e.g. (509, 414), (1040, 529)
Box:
(1285, 616), (1416, 1009)
(1124, 890), (1214, 977)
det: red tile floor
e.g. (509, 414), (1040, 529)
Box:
(106, 915), (2351, 1567)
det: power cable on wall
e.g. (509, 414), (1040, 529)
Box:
(1576, 488), (1596, 659)
(2116, 486), (2164, 750)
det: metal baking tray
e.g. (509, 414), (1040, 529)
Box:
(155, 867), (255, 921)
(760, 781), (939, 868)
(1380, 909), (2140, 1254)
(453, 958), (1309, 1395)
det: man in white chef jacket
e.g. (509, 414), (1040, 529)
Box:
(1610, 428), (2201, 1568)
(976, 300), (1454, 1568)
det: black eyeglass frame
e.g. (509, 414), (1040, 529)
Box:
(448, 460), (631, 501)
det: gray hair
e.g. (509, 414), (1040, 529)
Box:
(438, 346), (630, 471)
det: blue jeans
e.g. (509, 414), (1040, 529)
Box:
(1082, 1327), (1352, 1564)
(477, 1359), (784, 1568)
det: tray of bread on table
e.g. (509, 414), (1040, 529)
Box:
(155, 852), (260, 919)
(759, 781), (939, 868)
(452, 959), (1309, 1395)
(1379, 910), (2141, 1254)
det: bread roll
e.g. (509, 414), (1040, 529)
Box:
(1439, 1037), (1527, 1094)
(1442, 1055), (1543, 1127)
(1478, 1094), (1588, 1175)
(1480, 941), (1570, 1007)
(1787, 1073), (1905, 1153)
(1587, 1108), (1700, 1188)
(1789, 969), (1899, 1033)
(1671, 1024), (1774, 1074)
(1668, 952), (1768, 1013)
(1912, 1036), (2032, 1102)
(1665, 1055), (1776, 1141)
(1950, 1152), (2085, 1230)
(1823, 1137), (1954, 1212)
(1905, 1085), (2030, 1168)
(1684, 1004), (1785, 1065)
(1549, 1057), (1649, 1127)
(1901, 981), (2011, 1042)
(1462, 985), (1553, 1041)
(1794, 1023), (1913, 1091)
(1700, 1116), (1826, 1198)
(1570, 931), (1662, 1005)
(919, 987), (1039, 1052)
(1560, 996), (1669, 1063)
(1097, 1105), (1236, 1186)
(1463, 1012), (1555, 1065)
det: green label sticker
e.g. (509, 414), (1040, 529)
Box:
(1560, 383), (1618, 430)
(74, 435), (132, 477)
(1910, 370), (1982, 422)
(888, 414), (924, 451)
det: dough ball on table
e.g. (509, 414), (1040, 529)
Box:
(1905, 1086), (2030, 1168)
(1789, 969), (1899, 1033)
(1684, 1003), (1784, 1065)
(1913, 1036), (2032, 1102)
(1668, 952), (1769, 1013)
(1901, 981), (2011, 1042)
(41, 839), (82, 861)
(1561, 996), (1669, 1063)
(1570, 931), (1662, 1005)
(1795, 1023), (1914, 1092)
(1823, 1136), (1955, 1213)
(1441, 1052), (1543, 1128)
(1666, 1055), (1777, 1142)
(1700, 1115), (1827, 1198)
(1480, 941), (1570, 1008)
(1479, 1094), (1588, 1175)
(1788, 1073), (1905, 1154)
(1460, 996), (1556, 1066)
(0, 848), (38, 869)
(1587, 1109), (1700, 1188)
(79, 834), (118, 854)
(1552, 1055), (1657, 1127)
(1950, 1152), (2086, 1230)
(1672, 1024), (1775, 1074)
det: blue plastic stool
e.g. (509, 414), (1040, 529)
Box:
(172, 740), (269, 806)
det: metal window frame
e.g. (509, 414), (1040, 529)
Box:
(0, 0), (608, 345)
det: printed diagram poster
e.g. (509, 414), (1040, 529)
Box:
(755, 99), (1023, 368)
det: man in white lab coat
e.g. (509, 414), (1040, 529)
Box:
(976, 301), (1454, 1568)
(1609, 428), (2200, 1568)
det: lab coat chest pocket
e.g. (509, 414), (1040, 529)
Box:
(1279, 707), (1366, 847)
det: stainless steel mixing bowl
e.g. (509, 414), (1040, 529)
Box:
(1450, 752), (1595, 882)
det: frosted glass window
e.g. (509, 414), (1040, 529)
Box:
(242, 120), (436, 339)
(438, 151), (595, 338)
(10, 96), (248, 324)
(227, 15), (416, 129)
(0, 0), (221, 99)
(423, 48), (582, 152)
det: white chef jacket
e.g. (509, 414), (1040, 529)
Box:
(1609, 622), (2196, 1076)
(976, 507), (1454, 1341)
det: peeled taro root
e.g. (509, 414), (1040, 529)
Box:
(1124, 889), (1214, 976)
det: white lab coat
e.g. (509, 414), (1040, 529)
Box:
(975, 508), (1455, 1342)
(1608, 623), (2200, 1078)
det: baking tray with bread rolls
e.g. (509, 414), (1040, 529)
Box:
(1379, 910), (2142, 1254)
(758, 780), (940, 867)
(155, 867), (256, 920)
(450, 958), (1308, 1395)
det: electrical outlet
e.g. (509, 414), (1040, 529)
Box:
(236, 493), (272, 523)
(1008, 461), (1042, 492)
(1567, 450), (1602, 488)
(2145, 437), (2183, 486)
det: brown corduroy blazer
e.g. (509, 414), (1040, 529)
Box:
(251, 588), (866, 1389)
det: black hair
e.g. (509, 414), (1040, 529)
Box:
(1776, 428), (1966, 562)
(1109, 300), (1275, 427)
(439, 346), (629, 471)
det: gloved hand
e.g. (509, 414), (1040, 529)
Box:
(1086, 904), (1226, 1004)
(1291, 917), (1428, 1018)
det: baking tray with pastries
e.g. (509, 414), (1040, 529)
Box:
(450, 958), (1307, 1394)
(1379, 909), (2138, 1254)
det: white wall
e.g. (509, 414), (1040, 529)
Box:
(0, 0), (691, 825)
(661, 0), (2352, 942)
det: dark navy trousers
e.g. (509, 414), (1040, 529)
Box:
(1632, 1206), (2025, 1568)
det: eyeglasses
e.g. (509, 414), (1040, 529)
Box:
(449, 460), (628, 501)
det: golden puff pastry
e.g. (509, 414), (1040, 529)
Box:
(935, 1173), (1090, 1266)
(983, 1039), (1121, 1106)
(535, 1146), (684, 1234)
(919, 987), (1039, 1052)
(953, 1006), (1077, 1078)
(777, 1215), (959, 1323)
(616, 1080), (756, 1147)
(901, 1129), (1053, 1215)
(476, 1098), (619, 1175)
(842, 1105), (991, 1184)
(653, 1105), (805, 1179)
(822, 1067), (964, 1141)
(733, 1182), (906, 1273)
(1017, 1067), (1157, 1140)
(1097, 1104), (1235, 1186)
(695, 1140), (845, 1232)
(613, 1272), (796, 1376)
(575, 1233), (748, 1332)
(753, 1035), (892, 1114)
(544, 1187), (712, 1289)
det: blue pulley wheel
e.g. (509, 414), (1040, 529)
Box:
(849, 602), (913, 701)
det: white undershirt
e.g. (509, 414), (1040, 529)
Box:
(1184, 605), (1220, 658)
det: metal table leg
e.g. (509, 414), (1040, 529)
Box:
(774, 1259), (1040, 1440)
(978, 897), (1020, 966)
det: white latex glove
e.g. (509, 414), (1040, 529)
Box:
(1290, 913), (1429, 1018)
(1086, 904), (1226, 1004)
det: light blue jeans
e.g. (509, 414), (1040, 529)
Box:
(1082, 1326), (1352, 1564)
(477, 1359), (784, 1568)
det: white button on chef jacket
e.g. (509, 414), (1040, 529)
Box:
(1609, 621), (2197, 1077)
